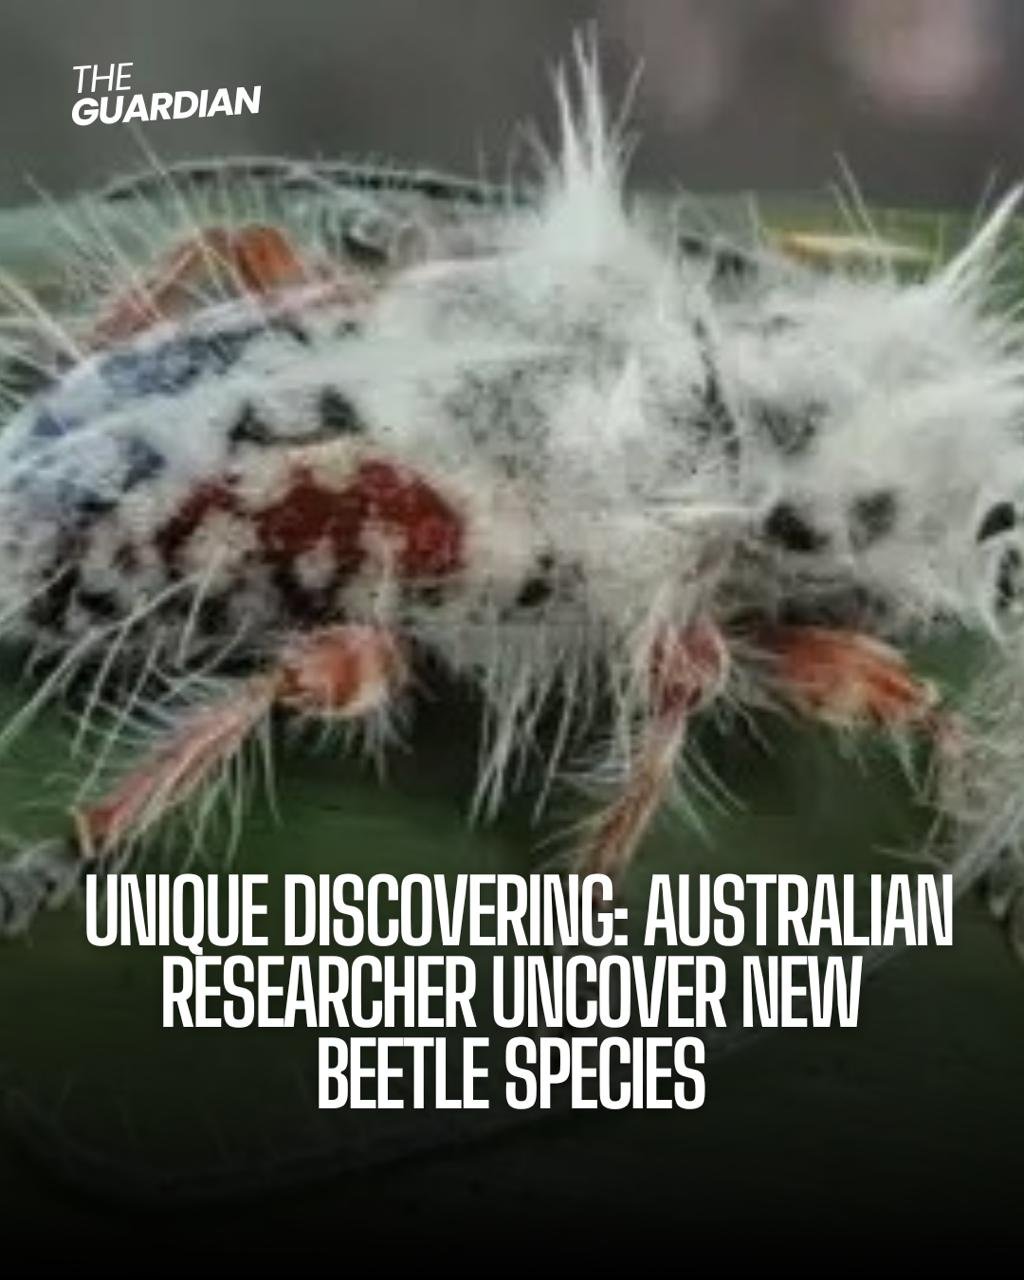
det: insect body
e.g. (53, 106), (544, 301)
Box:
(2, 51), (1024, 942)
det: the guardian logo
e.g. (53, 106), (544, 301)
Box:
(72, 63), (261, 126)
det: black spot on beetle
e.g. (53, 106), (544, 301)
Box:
(514, 553), (558, 609)
(515, 577), (554, 609)
(849, 489), (899, 550)
(753, 400), (825, 457)
(267, 315), (312, 347)
(76, 589), (122, 620)
(318, 388), (364, 435)
(74, 491), (118, 521)
(121, 437), (166, 489)
(996, 545), (1022, 609)
(508, 554), (586, 614)
(692, 322), (740, 463)
(977, 501), (1017, 542)
(764, 502), (829, 554)
(228, 402), (277, 449)
(678, 234), (757, 285)
(231, 393), (358, 452)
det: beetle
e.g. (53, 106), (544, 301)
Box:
(1, 45), (1023, 949)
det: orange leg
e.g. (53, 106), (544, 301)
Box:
(757, 624), (954, 741)
(575, 619), (729, 882)
(756, 623), (964, 818)
(88, 223), (375, 346)
(73, 624), (407, 860)
(0, 625), (405, 933)
(754, 624), (1024, 952)
(759, 627), (1024, 965)
(90, 224), (307, 344)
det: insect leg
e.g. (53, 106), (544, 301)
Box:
(755, 624), (953, 741)
(74, 623), (406, 856)
(88, 223), (329, 344)
(71, 672), (280, 859)
(0, 624), (406, 935)
(737, 624), (1024, 962)
(574, 619), (729, 883)
(756, 622), (980, 856)
(755, 623), (967, 823)
(753, 623), (1024, 946)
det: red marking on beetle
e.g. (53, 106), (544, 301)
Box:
(254, 459), (465, 579)
(254, 468), (362, 576)
(356, 460), (465, 577)
(155, 482), (241, 565)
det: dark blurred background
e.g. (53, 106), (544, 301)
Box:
(3, 0), (1024, 211)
